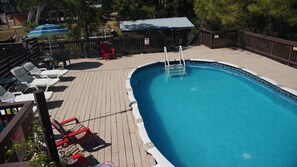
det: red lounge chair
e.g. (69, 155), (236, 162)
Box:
(100, 43), (116, 60)
(52, 117), (98, 146)
(58, 144), (88, 166)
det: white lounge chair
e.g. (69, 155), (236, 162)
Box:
(0, 85), (53, 103)
(10, 66), (59, 91)
(22, 62), (68, 78)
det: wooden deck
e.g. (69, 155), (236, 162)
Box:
(48, 62), (157, 166)
(48, 45), (297, 167)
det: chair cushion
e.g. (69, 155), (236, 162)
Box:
(0, 86), (14, 102)
(0, 91), (15, 102)
(40, 69), (68, 77)
(14, 91), (53, 102)
(31, 67), (41, 76)
(11, 66), (34, 83)
(23, 62), (34, 71)
(30, 78), (59, 86)
(23, 62), (42, 76)
(0, 86), (6, 96)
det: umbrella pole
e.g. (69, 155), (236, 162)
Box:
(48, 36), (55, 69)
(48, 36), (53, 56)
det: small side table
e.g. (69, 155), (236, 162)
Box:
(39, 55), (54, 69)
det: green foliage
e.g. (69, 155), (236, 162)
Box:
(247, 0), (297, 39)
(194, 0), (297, 40)
(62, 0), (102, 39)
(11, 0), (297, 40)
(194, 0), (248, 30)
(114, 0), (195, 20)
(16, 0), (57, 12)
(115, 0), (155, 20)
(6, 120), (58, 167)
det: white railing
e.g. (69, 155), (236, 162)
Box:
(179, 45), (186, 68)
(164, 46), (186, 77)
(164, 46), (170, 68)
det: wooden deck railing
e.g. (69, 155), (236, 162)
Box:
(1, 30), (296, 75)
(38, 36), (167, 58)
(200, 29), (237, 48)
(200, 29), (297, 67)
(0, 101), (35, 164)
(0, 38), (39, 78)
(237, 31), (297, 66)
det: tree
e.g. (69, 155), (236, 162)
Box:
(62, 0), (102, 39)
(194, 0), (249, 30)
(194, 0), (297, 40)
(247, 0), (297, 39)
(114, 0), (195, 20)
(115, 0), (155, 20)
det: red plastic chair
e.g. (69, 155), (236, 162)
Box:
(58, 144), (89, 166)
(100, 43), (116, 60)
(52, 117), (98, 146)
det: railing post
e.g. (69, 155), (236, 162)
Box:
(288, 47), (292, 65)
(210, 31), (214, 49)
(33, 90), (60, 165)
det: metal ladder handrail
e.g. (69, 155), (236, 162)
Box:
(179, 45), (186, 69)
(164, 46), (186, 78)
(164, 46), (170, 68)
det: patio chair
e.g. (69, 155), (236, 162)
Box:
(0, 85), (53, 103)
(22, 62), (68, 78)
(58, 144), (88, 166)
(10, 66), (59, 92)
(52, 117), (98, 146)
(52, 50), (72, 68)
(100, 43), (116, 60)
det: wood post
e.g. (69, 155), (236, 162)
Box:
(33, 90), (60, 165)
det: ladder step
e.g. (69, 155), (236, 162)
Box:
(164, 46), (186, 78)
(166, 64), (186, 77)
(169, 72), (186, 77)
(168, 64), (184, 69)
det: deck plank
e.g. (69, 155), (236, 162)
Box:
(104, 70), (112, 161)
(98, 70), (107, 163)
(92, 71), (104, 163)
(110, 70), (119, 165)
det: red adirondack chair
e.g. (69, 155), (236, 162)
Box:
(57, 144), (89, 166)
(52, 117), (98, 146)
(100, 43), (116, 60)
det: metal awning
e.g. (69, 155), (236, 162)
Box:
(120, 17), (194, 32)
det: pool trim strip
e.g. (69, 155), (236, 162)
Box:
(126, 59), (297, 167)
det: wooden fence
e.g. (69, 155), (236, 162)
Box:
(200, 29), (237, 48)
(237, 31), (297, 66)
(200, 29), (297, 67)
(0, 38), (40, 78)
(0, 101), (35, 164)
(1, 30), (296, 76)
(38, 36), (167, 58)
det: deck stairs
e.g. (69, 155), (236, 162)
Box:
(164, 45), (186, 77)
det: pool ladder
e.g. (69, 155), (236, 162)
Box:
(164, 45), (186, 77)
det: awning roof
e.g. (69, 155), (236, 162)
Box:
(120, 17), (194, 32)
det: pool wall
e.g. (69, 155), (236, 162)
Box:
(126, 59), (297, 167)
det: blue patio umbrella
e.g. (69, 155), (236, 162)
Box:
(28, 24), (69, 55)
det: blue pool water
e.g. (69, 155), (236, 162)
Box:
(131, 62), (297, 167)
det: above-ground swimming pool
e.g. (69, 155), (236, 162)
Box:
(129, 60), (297, 167)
